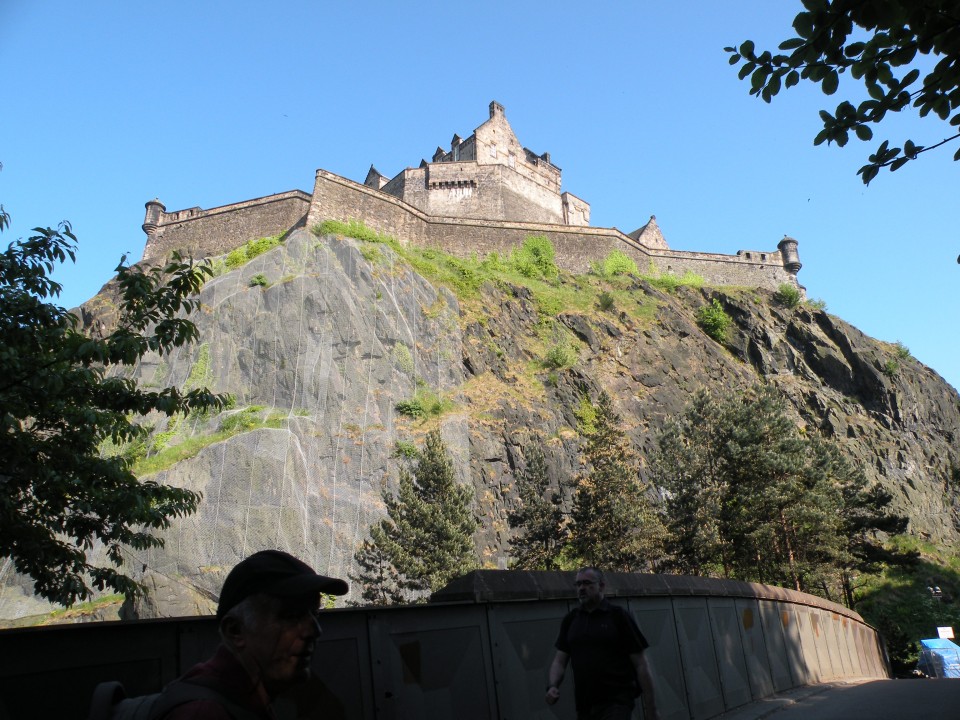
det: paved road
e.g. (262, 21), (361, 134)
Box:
(718, 679), (960, 720)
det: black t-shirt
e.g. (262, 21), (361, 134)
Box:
(555, 600), (649, 711)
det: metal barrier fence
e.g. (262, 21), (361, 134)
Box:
(0, 571), (889, 719)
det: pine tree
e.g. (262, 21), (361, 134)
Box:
(651, 390), (729, 576)
(349, 538), (406, 606)
(568, 392), (665, 571)
(651, 384), (907, 601)
(809, 437), (909, 608)
(353, 429), (479, 603)
(507, 441), (568, 570)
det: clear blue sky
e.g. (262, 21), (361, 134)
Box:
(3, 2), (958, 391)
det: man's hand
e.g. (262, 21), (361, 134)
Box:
(545, 685), (561, 705)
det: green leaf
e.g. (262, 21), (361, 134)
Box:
(855, 125), (874, 141)
(857, 164), (879, 184)
(751, 67), (769, 92)
(779, 37), (805, 50)
(822, 70), (840, 95)
(844, 42), (866, 58)
(729, 53), (741, 65)
(889, 157), (909, 172)
(793, 12), (814, 39)
(900, 68), (920, 88)
(738, 62), (756, 80)
(740, 40), (755, 57)
(785, 70), (800, 88)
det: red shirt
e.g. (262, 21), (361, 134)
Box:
(161, 645), (275, 720)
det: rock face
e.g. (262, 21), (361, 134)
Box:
(2, 228), (958, 619)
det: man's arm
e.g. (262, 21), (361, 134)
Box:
(544, 650), (569, 706)
(630, 652), (660, 720)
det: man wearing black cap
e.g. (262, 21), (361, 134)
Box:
(158, 549), (348, 719)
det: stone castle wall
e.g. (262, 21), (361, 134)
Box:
(138, 100), (802, 292)
(142, 190), (311, 263)
(303, 170), (801, 290)
(139, 170), (801, 293)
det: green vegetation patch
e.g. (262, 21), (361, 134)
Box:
(135, 405), (285, 476)
(224, 233), (286, 270)
(395, 387), (453, 420)
(393, 343), (415, 375)
(593, 250), (638, 278)
(696, 298), (732, 342)
(313, 219), (671, 332)
(641, 262), (705, 292)
(774, 283), (802, 308)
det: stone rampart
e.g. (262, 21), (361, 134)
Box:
(139, 171), (802, 295)
(142, 190), (311, 262)
(305, 169), (803, 292)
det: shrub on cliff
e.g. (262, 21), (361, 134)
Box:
(696, 298), (732, 342)
(775, 283), (802, 308)
(598, 250), (638, 277)
(510, 234), (559, 282)
(224, 232), (285, 269)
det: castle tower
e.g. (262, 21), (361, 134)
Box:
(778, 236), (802, 274)
(142, 198), (166, 239)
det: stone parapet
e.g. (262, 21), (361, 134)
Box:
(142, 190), (311, 262)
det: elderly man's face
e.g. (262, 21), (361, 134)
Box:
(238, 594), (322, 696)
(575, 569), (604, 608)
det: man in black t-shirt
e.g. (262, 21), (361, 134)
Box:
(545, 568), (660, 720)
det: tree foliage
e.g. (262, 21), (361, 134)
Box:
(650, 385), (907, 604)
(507, 441), (569, 570)
(0, 211), (225, 606)
(568, 392), (665, 571)
(726, 0), (960, 183)
(352, 429), (479, 603)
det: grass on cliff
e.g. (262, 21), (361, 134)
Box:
(315, 219), (662, 327)
(133, 406), (287, 476)
(208, 233), (287, 276)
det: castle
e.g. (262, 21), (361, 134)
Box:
(141, 101), (802, 291)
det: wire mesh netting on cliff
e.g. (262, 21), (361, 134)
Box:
(0, 229), (469, 618)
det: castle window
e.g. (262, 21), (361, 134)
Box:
(745, 252), (752, 259)
(508, 151), (516, 169)
(489, 145), (497, 158)
(761, 253), (767, 261)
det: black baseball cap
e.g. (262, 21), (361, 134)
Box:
(216, 550), (349, 619)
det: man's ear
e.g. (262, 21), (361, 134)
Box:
(221, 615), (246, 647)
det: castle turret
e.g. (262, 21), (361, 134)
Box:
(142, 198), (166, 239)
(489, 100), (505, 119)
(778, 236), (802, 274)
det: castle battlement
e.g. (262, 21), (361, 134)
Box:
(141, 102), (802, 293)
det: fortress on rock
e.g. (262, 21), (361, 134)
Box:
(141, 101), (802, 290)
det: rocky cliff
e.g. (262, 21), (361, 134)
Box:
(3, 228), (958, 620)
